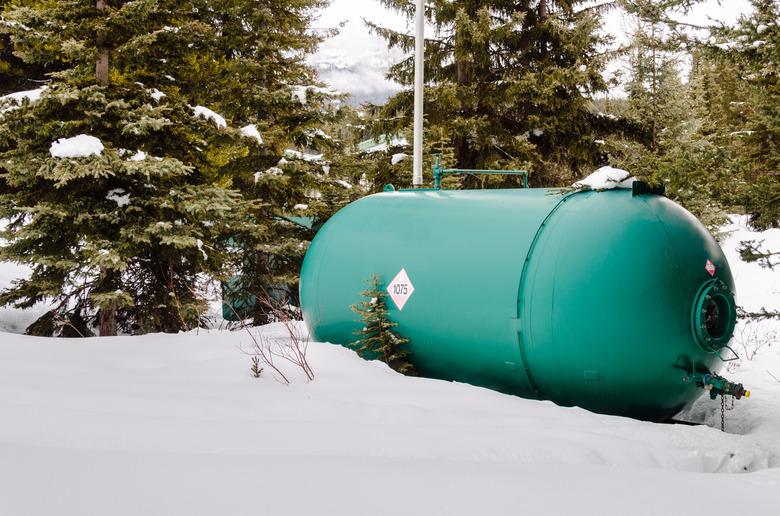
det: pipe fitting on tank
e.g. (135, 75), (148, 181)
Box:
(685, 373), (750, 400)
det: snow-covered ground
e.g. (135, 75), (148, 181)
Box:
(0, 215), (778, 515)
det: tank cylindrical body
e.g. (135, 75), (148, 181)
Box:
(300, 188), (736, 421)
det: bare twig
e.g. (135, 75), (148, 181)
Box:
(733, 320), (776, 361)
(230, 303), (291, 385)
(52, 311), (85, 338)
(229, 287), (314, 384)
(261, 290), (314, 382)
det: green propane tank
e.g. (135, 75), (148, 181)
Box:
(300, 187), (737, 421)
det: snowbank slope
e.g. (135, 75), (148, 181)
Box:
(0, 324), (778, 515)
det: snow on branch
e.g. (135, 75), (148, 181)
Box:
(240, 124), (263, 144)
(0, 86), (47, 113)
(283, 149), (324, 163)
(291, 85), (340, 105)
(191, 105), (227, 129)
(49, 135), (104, 158)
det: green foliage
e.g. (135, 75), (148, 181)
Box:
(738, 240), (779, 269)
(162, 1), (351, 325)
(321, 105), (418, 194)
(703, 0), (780, 229)
(250, 355), (263, 378)
(606, 0), (778, 232)
(605, 1), (729, 231)
(0, 0), (59, 95)
(623, 28), (691, 150)
(369, 0), (635, 187)
(351, 274), (415, 376)
(0, 0), (354, 332)
(0, 1), (273, 335)
(0, 84), (263, 334)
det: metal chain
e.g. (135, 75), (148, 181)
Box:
(721, 394), (725, 432)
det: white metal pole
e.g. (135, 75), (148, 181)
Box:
(412, 0), (425, 187)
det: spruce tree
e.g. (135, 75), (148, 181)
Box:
(0, 1), (263, 335)
(601, 1), (733, 229)
(351, 274), (415, 375)
(0, 0), (57, 95)
(129, 0), (348, 324)
(368, 0), (633, 186)
(622, 16), (691, 151)
(705, 0), (779, 229)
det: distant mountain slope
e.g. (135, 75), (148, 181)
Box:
(311, 49), (404, 105)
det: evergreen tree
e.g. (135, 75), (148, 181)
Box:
(665, 50), (747, 229)
(705, 0), (779, 229)
(598, 1), (777, 230)
(368, 0), (636, 187)
(0, 1), (265, 335)
(616, 1), (698, 156)
(351, 274), (415, 375)
(0, 0), (56, 95)
(623, 19), (690, 152)
(134, 0), (349, 324)
(605, 0), (731, 229)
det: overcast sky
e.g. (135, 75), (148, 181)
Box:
(315, 1), (407, 55)
(312, 0), (754, 101)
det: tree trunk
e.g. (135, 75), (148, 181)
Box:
(96, 1), (109, 86)
(96, 0), (113, 336)
(650, 23), (658, 151)
(98, 267), (118, 337)
(252, 250), (273, 326)
(454, 14), (478, 173)
(99, 300), (117, 336)
(454, 58), (477, 171)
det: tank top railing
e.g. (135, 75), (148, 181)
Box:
(432, 154), (529, 190)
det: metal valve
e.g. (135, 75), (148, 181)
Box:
(686, 373), (751, 400)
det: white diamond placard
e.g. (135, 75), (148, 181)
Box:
(387, 268), (415, 311)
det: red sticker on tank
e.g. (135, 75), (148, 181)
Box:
(705, 260), (716, 277)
